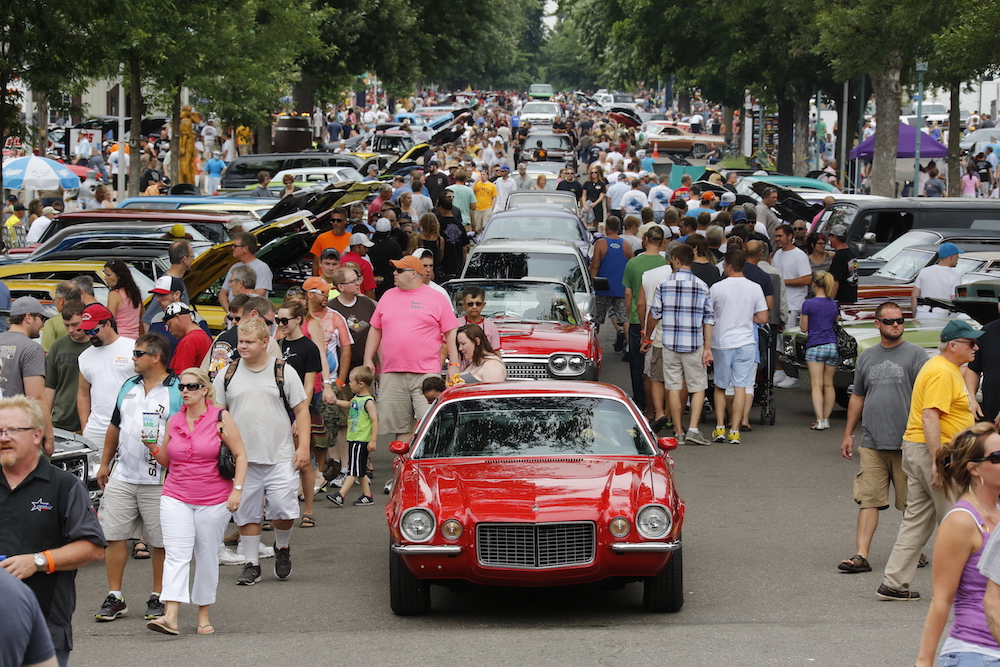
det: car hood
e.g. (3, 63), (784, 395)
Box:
(403, 457), (666, 522)
(496, 321), (592, 356)
(184, 228), (315, 297)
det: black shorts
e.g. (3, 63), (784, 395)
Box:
(347, 440), (370, 478)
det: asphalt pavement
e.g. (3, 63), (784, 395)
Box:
(68, 328), (931, 667)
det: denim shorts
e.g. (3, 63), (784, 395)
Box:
(939, 652), (1000, 667)
(712, 343), (756, 390)
(805, 342), (839, 366)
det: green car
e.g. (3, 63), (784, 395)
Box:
(528, 83), (555, 100)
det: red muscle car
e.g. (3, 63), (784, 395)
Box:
(386, 381), (685, 615)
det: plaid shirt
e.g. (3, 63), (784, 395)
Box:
(650, 268), (714, 353)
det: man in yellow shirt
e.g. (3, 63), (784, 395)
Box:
(877, 319), (982, 601)
(471, 176), (497, 233)
(5, 203), (25, 229)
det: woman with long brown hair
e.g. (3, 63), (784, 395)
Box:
(408, 212), (443, 277)
(456, 323), (507, 384)
(103, 258), (144, 339)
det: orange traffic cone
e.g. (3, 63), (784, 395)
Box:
(653, 144), (659, 158)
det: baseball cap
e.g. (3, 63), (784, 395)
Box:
(5, 195), (16, 202)
(731, 210), (748, 223)
(320, 248), (340, 261)
(719, 192), (736, 206)
(162, 302), (193, 322)
(375, 217), (392, 233)
(638, 170), (648, 178)
(349, 232), (374, 248)
(938, 242), (963, 258)
(829, 223), (848, 239)
(12, 204), (25, 211)
(700, 191), (717, 202)
(150, 275), (185, 294)
(618, 173), (628, 181)
(940, 320), (984, 342)
(499, 164), (510, 172)
(303, 276), (333, 293)
(411, 247), (433, 260)
(391, 256), (424, 273)
(10, 296), (57, 319)
(78, 303), (112, 327)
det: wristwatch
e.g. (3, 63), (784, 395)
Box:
(33, 553), (46, 573)
(233, 485), (243, 491)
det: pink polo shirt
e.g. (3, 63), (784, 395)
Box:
(162, 404), (233, 506)
(370, 284), (459, 374)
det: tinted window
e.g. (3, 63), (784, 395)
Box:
(480, 215), (584, 244)
(465, 251), (585, 292)
(522, 103), (560, 115)
(416, 397), (653, 458)
(227, 159), (284, 178)
(920, 210), (1000, 230)
(529, 135), (573, 151)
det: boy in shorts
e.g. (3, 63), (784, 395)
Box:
(327, 366), (378, 506)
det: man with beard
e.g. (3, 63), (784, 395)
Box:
(76, 304), (135, 455)
(0, 297), (56, 454)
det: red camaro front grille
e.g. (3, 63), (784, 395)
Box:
(476, 522), (595, 569)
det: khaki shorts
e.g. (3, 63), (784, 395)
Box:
(662, 346), (708, 392)
(98, 477), (164, 546)
(648, 347), (664, 382)
(378, 372), (436, 435)
(853, 447), (907, 511)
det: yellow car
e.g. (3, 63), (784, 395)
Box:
(179, 202), (274, 223)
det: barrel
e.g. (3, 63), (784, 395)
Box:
(273, 115), (312, 153)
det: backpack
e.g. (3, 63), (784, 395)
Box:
(222, 357), (291, 415)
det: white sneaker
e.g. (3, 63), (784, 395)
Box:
(775, 377), (799, 389)
(331, 472), (347, 487)
(218, 545), (243, 566)
(383, 479), (393, 495)
(773, 369), (789, 383)
(258, 544), (275, 559)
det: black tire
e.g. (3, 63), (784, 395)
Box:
(758, 405), (766, 425)
(389, 546), (430, 615)
(768, 406), (776, 425)
(690, 143), (708, 159)
(835, 387), (851, 409)
(643, 546), (684, 612)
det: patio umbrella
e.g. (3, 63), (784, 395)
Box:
(2, 155), (81, 190)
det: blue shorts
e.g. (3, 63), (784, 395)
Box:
(939, 652), (1000, 667)
(712, 344), (756, 390)
(805, 342), (839, 366)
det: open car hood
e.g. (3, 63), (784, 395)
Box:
(748, 180), (822, 222)
(608, 107), (641, 128)
(259, 187), (362, 223)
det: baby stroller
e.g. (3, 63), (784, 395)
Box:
(752, 323), (776, 425)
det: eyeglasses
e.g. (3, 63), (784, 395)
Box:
(132, 349), (151, 358)
(274, 317), (296, 326)
(952, 339), (978, 347)
(226, 314), (242, 323)
(178, 383), (204, 392)
(878, 317), (905, 325)
(0, 427), (35, 438)
(232, 244), (246, 249)
(973, 450), (1000, 464)
(394, 268), (415, 274)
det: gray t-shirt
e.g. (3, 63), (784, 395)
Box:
(213, 358), (306, 465)
(979, 525), (1000, 583)
(0, 331), (46, 398)
(852, 340), (928, 450)
(223, 258), (273, 295)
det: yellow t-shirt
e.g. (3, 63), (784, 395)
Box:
(473, 180), (497, 211)
(5, 214), (22, 229)
(902, 354), (974, 444)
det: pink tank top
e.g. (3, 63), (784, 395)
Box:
(161, 404), (233, 506)
(112, 288), (141, 339)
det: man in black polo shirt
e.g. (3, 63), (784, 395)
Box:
(0, 395), (106, 666)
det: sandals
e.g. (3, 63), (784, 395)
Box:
(300, 514), (315, 528)
(261, 521), (273, 531)
(197, 624), (215, 635)
(838, 554), (872, 573)
(147, 618), (179, 635)
(918, 553), (929, 568)
(132, 541), (151, 559)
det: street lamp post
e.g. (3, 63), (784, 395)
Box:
(914, 60), (928, 197)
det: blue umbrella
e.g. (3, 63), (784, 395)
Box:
(2, 156), (81, 190)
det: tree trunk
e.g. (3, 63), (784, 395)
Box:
(870, 67), (902, 198)
(947, 81), (962, 197)
(776, 97), (794, 175)
(835, 78), (863, 191)
(677, 91), (691, 116)
(170, 83), (182, 185)
(722, 106), (734, 144)
(793, 97), (810, 177)
(294, 73), (316, 116)
(37, 92), (49, 155)
(127, 54), (143, 197)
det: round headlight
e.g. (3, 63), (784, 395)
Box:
(400, 508), (435, 542)
(568, 356), (586, 373)
(609, 516), (630, 538)
(636, 505), (671, 539)
(441, 519), (463, 540)
(550, 356), (568, 371)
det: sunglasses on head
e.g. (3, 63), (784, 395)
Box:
(178, 383), (204, 392)
(973, 450), (1000, 464)
(286, 286), (306, 296)
(879, 317), (905, 325)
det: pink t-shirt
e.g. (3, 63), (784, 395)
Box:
(162, 404), (233, 506)
(371, 285), (459, 374)
(112, 288), (142, 339)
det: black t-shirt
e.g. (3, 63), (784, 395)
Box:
(206, 327), (239, 381)
(328, 295), (377, 370)
(690, 260), (722, 287)
(440, 217), (470, 278)
(280, 335), (322, 383)
(742, 262), (775, 299)
(425, 172), (450, 205)
(368, 235), (404, 297)
(969, 319), (1000, 422)
(140, 168), (162, 191)
(829, 247), (858, 303)
(0, 458), (107, 651)
(557, 179), (584, 200)
(582, 180), (606, 203)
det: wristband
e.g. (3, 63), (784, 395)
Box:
(149, 446), (160, 456)
(335, 378), (345, 388)
(43, 550), (55, 575)
(448, 363), (459, 367)
(643, 339), (653, 345)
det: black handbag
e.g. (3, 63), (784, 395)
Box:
(216, 409), (236, 479)
(834, 321), (858, 360)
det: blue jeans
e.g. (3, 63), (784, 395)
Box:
(939, 652), (1000, 666)
(628, 324), (646, 411)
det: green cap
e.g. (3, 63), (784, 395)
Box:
(940, 320), (984, 342)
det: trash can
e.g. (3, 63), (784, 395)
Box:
(273, 115), (312, 153)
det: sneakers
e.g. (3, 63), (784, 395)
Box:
(671, 433), (686, 446)
(95, 594), (127, 621)
(274, 547), (291, 579)
(685, 430), (711, 446)
(330, 472), (347, 488)
(727, 431), (741, 445)
(236, 563), (262, 586)
(144, 594), (165, 620)
(353, 495), (375, 506)
(712, 426), (726, 443)
(221, 542), (276, 565)
(327, 491), (345, 506)
(383, 479), (393, 494)
(877, 583), (920, 601)
(775, 377), (799, 389)
(613, 330), (626, 352)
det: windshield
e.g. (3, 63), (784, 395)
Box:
(869, 231), (939, 262)
(874, 248), (939, 281)
(465, 251), (586, 293)
(527, 135), (572, 151)
(507, 193), (577, 210)
(522, 103), (560, 115)
(480, 215), (584, 244)
(444, 281), (580, 324)
(415, 396), (654, 458)
(529, 84), (554, 95)
(820, 204), (858, 235)
(613, 94), (635, 103)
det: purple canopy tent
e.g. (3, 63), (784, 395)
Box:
(849, 121), (948, 160)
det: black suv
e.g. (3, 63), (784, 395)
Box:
(220, 151), (368, 192)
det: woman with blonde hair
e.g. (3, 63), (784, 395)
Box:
(146, 367), (247, 636)
(533, 174), (548, 190)
(916, 423), (1000, 666)
(799, 271), (839, 430)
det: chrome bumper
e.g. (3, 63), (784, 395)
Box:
(610, 541), (681, 552)
(392, 544), (462, 555)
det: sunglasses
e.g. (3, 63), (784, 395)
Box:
(274, 317), (297, 326)
(879, 317), (905, 325)
(226, 314), (242, 323)
(464, 301), (485, 307)
(973, 450), (1000, 464)
(232, 244), (246, 249)
(331, 218), (346, 224)
(178, 383), (204, 392)
(132, 349), (151, 358)
(82, 325), (102, 336)
(394, 268), (415, 274)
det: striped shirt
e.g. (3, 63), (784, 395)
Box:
(649, 268), (714, 353)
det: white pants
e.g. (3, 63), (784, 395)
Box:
(206, 176), (220, 195)
(160, 495), (230, 606)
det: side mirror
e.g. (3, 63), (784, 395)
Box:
(657, 436), (678, 452)
(389, 440), (410, 456)
(593, 276), (610, 292)
(863, 232), (875, 243)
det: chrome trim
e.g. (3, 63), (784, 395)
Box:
(610, 541), (681, 552)
(392, 544), (463, 555)
(477, 521), (596, 569)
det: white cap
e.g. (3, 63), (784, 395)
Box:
(375, 217), (392, 233)
(349, 232), (374, 247)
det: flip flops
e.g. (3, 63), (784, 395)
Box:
(147, 618), (179, 635)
